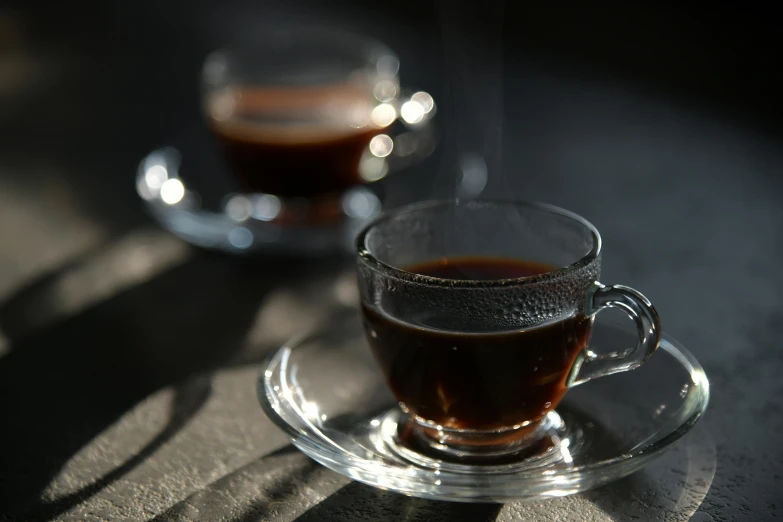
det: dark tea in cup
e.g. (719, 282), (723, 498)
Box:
(362, 256), (593, 432)
(206, 85), (389, 198)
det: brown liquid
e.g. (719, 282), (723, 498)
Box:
(208, 86), (385, 198)
(362, 257), (592, 431)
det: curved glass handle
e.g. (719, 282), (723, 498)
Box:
(567, 282), (662, 387)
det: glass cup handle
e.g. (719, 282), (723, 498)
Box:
(567, 282), (662, 387)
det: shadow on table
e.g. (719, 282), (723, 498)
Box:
(151, 408), (715, 522)
(152, 445), (324, 522)
(582, 425), (717, 521)
(23, 375), (211, 520)
(151, 440), (715, 522)
(153, 444), (503, 522)
(293, 483), (504, 522)
(0, 244), (348, 520)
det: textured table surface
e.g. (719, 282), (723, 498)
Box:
(1, 3), (781, 521)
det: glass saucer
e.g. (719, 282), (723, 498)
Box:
(257, 313), (709, 502)
(135, 91), (437, 256)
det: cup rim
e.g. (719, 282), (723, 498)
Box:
(356, 199), (602, 288)
(202, 26), (400, 84)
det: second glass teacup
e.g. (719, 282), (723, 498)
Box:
(202, 28), (436, 228)
(137, 27), (436, 254)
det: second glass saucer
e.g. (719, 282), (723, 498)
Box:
(258, 313), (709, 502)
(136, 141), (382, 255)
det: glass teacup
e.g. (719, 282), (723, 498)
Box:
(357, 200), (661, 463)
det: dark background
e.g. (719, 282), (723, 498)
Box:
(2, 2), (782, 224)
(1, 2), (781, 520)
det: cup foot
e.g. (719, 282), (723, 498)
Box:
(376, 408), (583, 473)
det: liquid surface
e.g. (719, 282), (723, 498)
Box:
(362, 257), (592, 431)
(405, 256), (556, 280)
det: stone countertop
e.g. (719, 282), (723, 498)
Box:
(0, 3), (780, 521)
